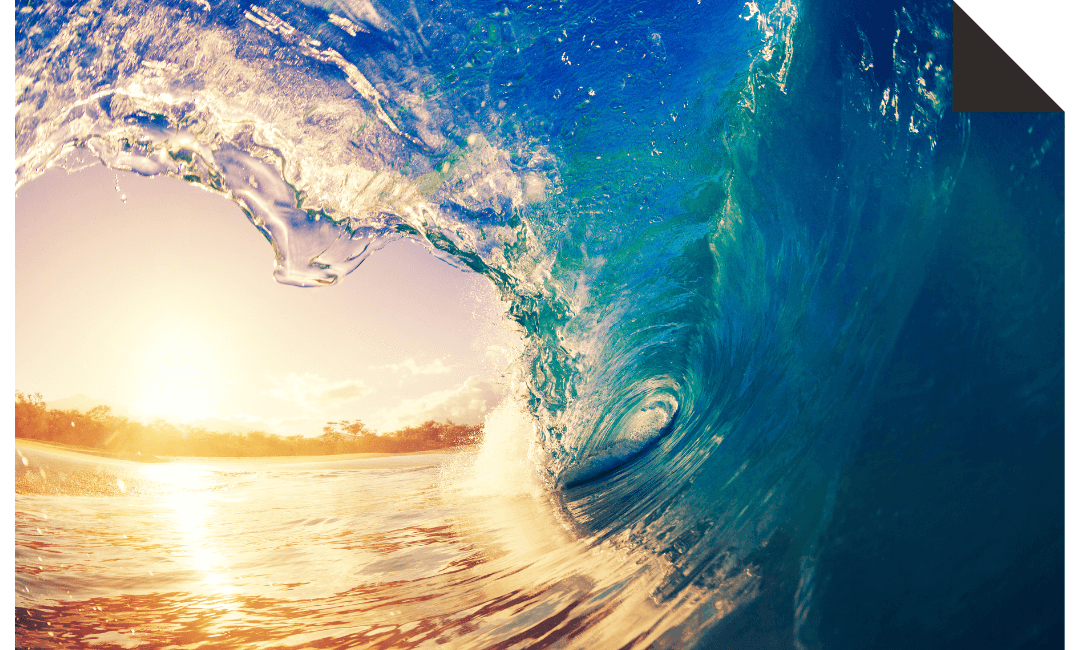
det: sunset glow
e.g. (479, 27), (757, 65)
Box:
(15, 167), (516, 438)
(132, 329), (220, 422)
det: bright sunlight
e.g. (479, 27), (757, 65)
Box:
(132, 328), (221, 422)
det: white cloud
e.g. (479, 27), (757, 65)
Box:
(373, 375), (506, 431)
(378, 357), (454, 377)
(267, 373), (373, 410)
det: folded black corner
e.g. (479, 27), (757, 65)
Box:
(952, 3), (1062, 112)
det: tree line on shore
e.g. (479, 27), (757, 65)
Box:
(14, 391), (482, 457)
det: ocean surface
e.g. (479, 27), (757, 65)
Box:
(15, 0), (1064, 648)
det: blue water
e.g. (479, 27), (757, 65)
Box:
(15, 0), (1064, 647)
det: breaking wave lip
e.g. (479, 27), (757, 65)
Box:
(17, 0), (558, 294)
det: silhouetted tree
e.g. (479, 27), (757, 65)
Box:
(15, 391), (484, 458)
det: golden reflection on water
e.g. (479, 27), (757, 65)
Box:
(165, 491), (236, 595)
(16, 450), (726, 649)
(140, 463), (213, 491)
(141, 464), (238, 598)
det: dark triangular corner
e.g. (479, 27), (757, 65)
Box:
(952, 4), (1062, 112)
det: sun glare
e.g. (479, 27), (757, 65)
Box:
(133, 329), (220, 422)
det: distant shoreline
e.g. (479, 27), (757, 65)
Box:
(14, 438), (473, 464)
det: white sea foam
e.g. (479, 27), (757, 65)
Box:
(454, 396), (544, 498)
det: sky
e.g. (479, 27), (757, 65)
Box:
(14, 164), (522, 436)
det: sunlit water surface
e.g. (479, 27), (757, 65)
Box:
(15, 441), (716, 649)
